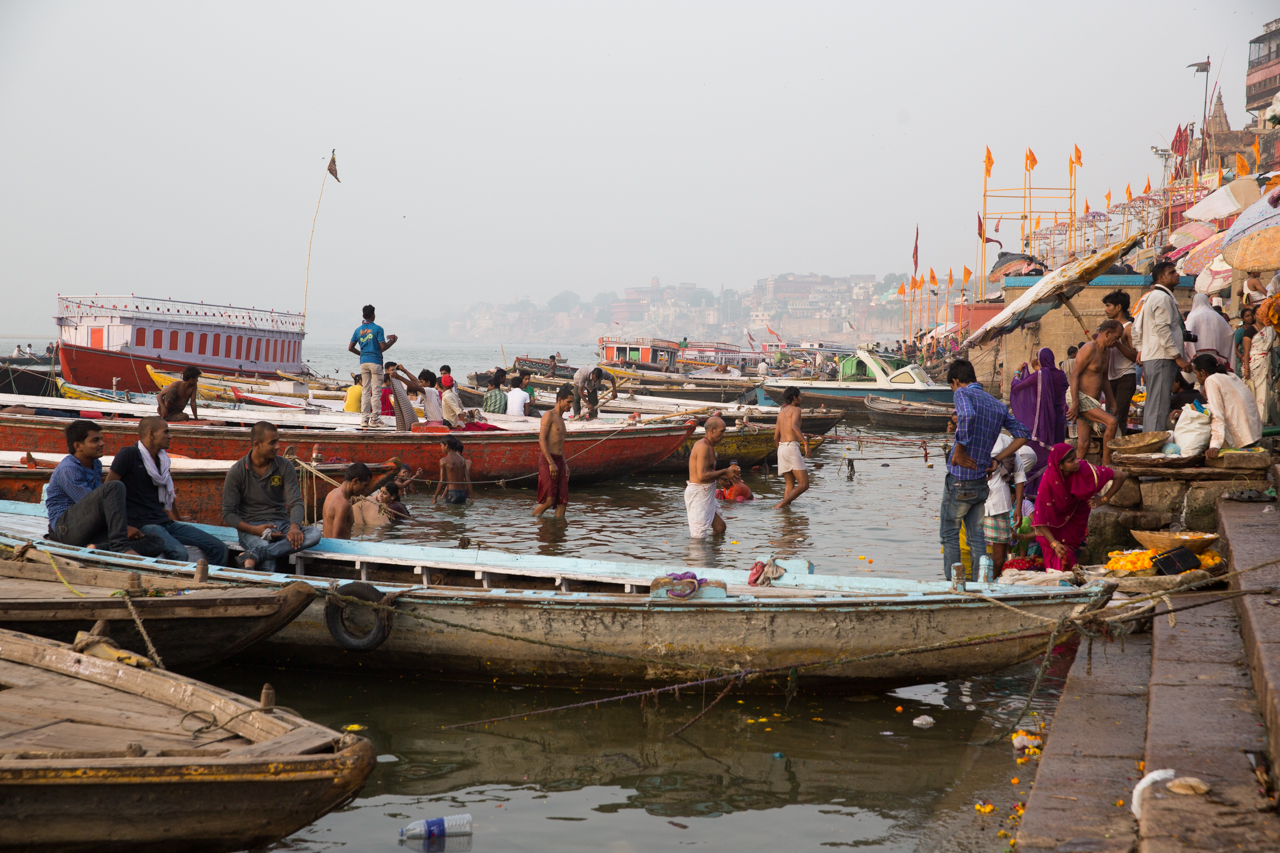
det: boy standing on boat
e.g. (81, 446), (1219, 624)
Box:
(347, 305), (397, 428)
(533, 385), (574, 518)
(1067, 320), (1122, 465)
(941, 359), (1029, 581)
(322, 462), (373, 539)
(221, 421), (321, 570)
(685, 417), (740, 537)
(106, 416), (231, 566)
(773, 387), (809, 508)
(433, 437), (473, 505)
(157, 366), (202, 422)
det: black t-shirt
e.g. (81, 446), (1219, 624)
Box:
(109, 445), (171, 526)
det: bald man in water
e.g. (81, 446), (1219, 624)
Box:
(685, 417), (741, 538)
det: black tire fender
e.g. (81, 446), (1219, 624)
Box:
(325, 581), (392, 652)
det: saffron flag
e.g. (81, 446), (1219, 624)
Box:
(948, 268), (954, 286)
(962, 266), (972, 284)
(1034, 215), (1041, 230)
(1192, 170), (1198, 190)
(984, 147), (994, 178)
(1126, 183), (1132, 202)
(1253, 138), (1261, 166)
(912, 226), (919, 275)
(766, 324), (780, 339)
(1073, 145), (1083, 167)
(1068, 158), (1074, 178)
(1054, 210), (1059, 225)
(1083, 199), (1090, 216)
(1236, 153), (1250, 176)
(1105, 189), (1111, 208)
(1217, 165), (1223, 186)
(897, 283), (906, 296)
(327, 150), (340, 182)
(929, 268), (937, 287)
(1143, 176), (1151, 194)
(1025, 148), (1037, 171)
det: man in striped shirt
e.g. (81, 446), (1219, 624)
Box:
(942, 360), (1030, 581)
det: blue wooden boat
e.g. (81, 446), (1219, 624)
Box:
(0, 500), (1110, 692)
(763, 348), (953, 414)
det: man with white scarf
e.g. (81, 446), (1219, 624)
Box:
(107, 416), (229, 566)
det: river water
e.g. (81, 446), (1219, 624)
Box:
(30, 338), (1067, 850)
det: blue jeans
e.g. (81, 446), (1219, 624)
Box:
(139, 520), (231, 567)
(237, 521), (322, 571)
(940, 474), (989, 581)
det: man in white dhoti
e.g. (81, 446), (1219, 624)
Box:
(684, 417), (740, 538)
(773, 386), (810, 508)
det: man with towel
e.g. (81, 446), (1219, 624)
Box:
(533, 385), (575, 518)
(107, 416), (230, 565)
(684, 417), (741, 538)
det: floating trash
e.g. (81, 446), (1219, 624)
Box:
(913, 715), (934, 728)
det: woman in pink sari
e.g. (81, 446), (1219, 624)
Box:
(1032, 443), (1128, 571)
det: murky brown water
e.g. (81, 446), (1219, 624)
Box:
(194, 343), (1061, 851)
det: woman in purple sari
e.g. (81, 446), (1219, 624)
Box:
(1008, 346), (1069, 495)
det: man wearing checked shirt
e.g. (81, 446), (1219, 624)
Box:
(942, 359), (1030, 581)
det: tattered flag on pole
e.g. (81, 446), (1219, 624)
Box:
(328, 150), (340, 182)
(912, 226), (919, 276)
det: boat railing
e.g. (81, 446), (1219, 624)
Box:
(598, 335), (682, 349)
(56, 296), (305, 331)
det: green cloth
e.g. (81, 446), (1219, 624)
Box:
(482, 388), (508, 413)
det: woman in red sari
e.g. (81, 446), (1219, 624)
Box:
(1032, 443), (1128, 571)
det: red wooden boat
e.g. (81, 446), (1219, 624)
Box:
(230, 386), (304, 409)
(0, 415), (695, 485)
(0, 452), (394, 525)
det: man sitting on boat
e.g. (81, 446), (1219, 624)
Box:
(106, 416), (230, 566)
(46, 420), (162, 556)
(157, 366), (201, 422)
(221, 421), (321, 570)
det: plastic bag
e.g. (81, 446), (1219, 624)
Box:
(1170, 403), (1211, 457)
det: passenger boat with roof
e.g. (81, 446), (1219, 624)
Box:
(762, 347), (952, 414)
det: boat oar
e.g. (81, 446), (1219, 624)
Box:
(640, 406), (714, 424)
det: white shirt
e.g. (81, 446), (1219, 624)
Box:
(506, 386), (531, 417)
(757, 361), (770, 376)
(1131, 285), (1184, 362)
(442, 388), (464, 423)
(985, 435), (1037, 516)
(1203, 372), (1262, 451)
(420, 388), (444, 422)
(1107, 320), (1136, 381)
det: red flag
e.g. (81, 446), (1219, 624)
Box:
(327, 149), (340, 182)
(746, 331), (755, 342)
(912, 226), (919, 276)
(994, 218), (1001, 233)
(979, 213), (1003, 248)
(766, 325), (781, 340)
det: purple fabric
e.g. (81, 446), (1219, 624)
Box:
(1008, 347), (1069, 492)
(665, 571), (707, 598)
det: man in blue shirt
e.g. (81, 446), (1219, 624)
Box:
(46, 420), (158, 555)
(347, 304), (398, 428)
(941, 359), (1030, 581)
(106, 416), (230, 566)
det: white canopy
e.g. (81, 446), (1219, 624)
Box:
(1183, 179), (1262, 222)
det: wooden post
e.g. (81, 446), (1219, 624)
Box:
(1060, 295), (1093, 338)
(194, 559), (209, 584)
(260, 683), (276, 709)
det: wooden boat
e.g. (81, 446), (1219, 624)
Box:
(0, 410), (695, 486)
(0, 451), (394, 525)
(864, 395), (955, 432)
(0, 501), (1115, 692)
(645, 426), (828, 474)
(149, 365), (344, 402)
(0, 627), (373, 852)
(0, 553), (316, 671)
(455, 385), (845, 434)
(763, 348), (952, 414)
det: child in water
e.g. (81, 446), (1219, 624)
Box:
(716, 473), (753, 502)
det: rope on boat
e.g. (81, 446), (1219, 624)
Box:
(117, 590), (165, 671)
(180, 702), (303, 738)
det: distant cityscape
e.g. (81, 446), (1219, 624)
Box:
(446, 272), (939, 346)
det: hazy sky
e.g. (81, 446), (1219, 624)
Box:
(0, 1), (1272, 338)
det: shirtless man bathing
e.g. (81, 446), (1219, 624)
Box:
(1068, 319), (1123, 466)
(684, 417), (741, 537)
(773, 386), (809, 508)
(322, 462), (373, 539)
(533, 384), (574, 518)
(433, 437), (473, 505)
(158, 366), (201, 422)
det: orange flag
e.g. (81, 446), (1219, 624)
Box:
(1125, 183), (1132, 202)
(1143, 176), (1151, 194)
(1252, 137), (1261, 166)
(948, 268), (954, 286)
(1217, 164), (1223, 186)
(897, 283), (906, 296)
(1105, 189), (1111, 208)
(1025, 148), (1038, 171)
(1034, 215), (1041, 230)
(1237, 153), (1250, 176)
(1192, 170), (1198, 190)
(1084, 199), (1090, 216)
(1073, 144), (1083, 167)
(984, 147), (994, 178)
(1053, 210), (1059, 225)
(929, 268), (938, 287)
(962, 267), (972, 284)
(1068, 158), (1074, 178)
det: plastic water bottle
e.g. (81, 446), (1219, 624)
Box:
(401, 814), (472, 841)
(977, 555), (994, 585)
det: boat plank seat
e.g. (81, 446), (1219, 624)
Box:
(220, 726), (337, 760)
(0, 720), (246, 757)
